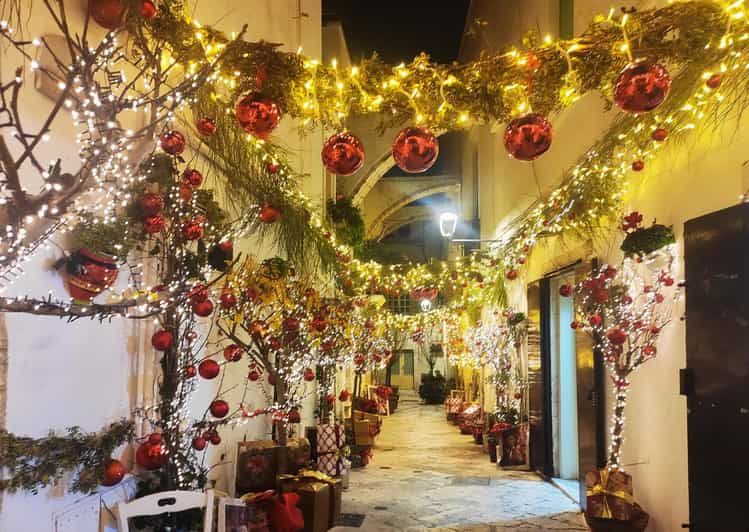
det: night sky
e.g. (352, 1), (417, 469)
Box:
(323, 0), (471, 64)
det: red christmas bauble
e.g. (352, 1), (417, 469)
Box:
(283, 317), (300, 332)
(210, 399), (230, 418)
(651, 127), (668, 141)
(643, 345), (657, 357)
(593, 289), (610, 303)
(267, 162), (280, 174)
(182, 221), (204, 241)
(303, 368), (315, 382)
(220, 291), (237, 309)
(268, 336), (282, 351)
(310, 317), (328, 332)
(101, 459), (126, 486)
(632, 160), (645, 172)
(504, 113), (553, 161)
(219, 240), (233, 253)
(160, 130), (186, 155)
(248, 370), (260, 381)
(89, 0), (125, 30)
(288, 410), (301, 424)
(185, 365), (197, 378)
(268, 373), (277, 386)
(140, 0), (157, 18)
(223, 344), (243, 362)
(136, 440), (167, 470)
(589, 314), (603, 327)
(706, 73), (723, 89)
(151, 330), (173, 351)
(189, 284), (209, 303)
(181, 169), (203, 189)
(559, 284), (572, 297)
(234, 93), (281, 139)
(391, 126), (439, 173)
(505, 269), (518, 280)
(192, 299), (214, 317)
(613, 61), (671, 114)
(607, 328), (628, 345)
(144, 214), (166, 234)
(322, 132), (365, 176)
(258, 203), (280, 224)
(198, 359), (220, 379)
(196, 117), (217, 136)
(192, 436), (207, 451)
(570, 320), (581, 330)
(249, 320), (267, 339)
(176, 183), (192, 202)
(140, 193), (164, 216)
(209, 432), (222, 445)
(339, 389), (350, 402)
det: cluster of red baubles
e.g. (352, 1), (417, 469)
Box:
(193, 428), (222, 451)
(89, 0), (157, 31)
(189, 283), (214, 318)
(135, 433), (168, 471)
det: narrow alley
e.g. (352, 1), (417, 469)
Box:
(334, 396), (586, 531)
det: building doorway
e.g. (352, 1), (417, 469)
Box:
(389, 349), (415, 390)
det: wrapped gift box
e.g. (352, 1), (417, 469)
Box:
(237, 440), (280, 495)
(296, 470), (342, 528)
(316, 423), (347, 477)
(497, 423), (530, 470)
(278, 474), (332, 532)
(585, 468), (635, 522)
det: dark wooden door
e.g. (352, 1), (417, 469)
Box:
(528, 279), (553, 477)
(685, 203), (749, 531)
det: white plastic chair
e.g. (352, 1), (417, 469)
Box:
(116, 489), (215, 531)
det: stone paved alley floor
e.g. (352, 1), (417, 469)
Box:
(332, 397), (587, 531)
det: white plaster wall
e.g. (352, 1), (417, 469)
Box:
(0, 1), (323, 530)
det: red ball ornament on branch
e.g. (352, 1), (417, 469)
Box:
(182, 221), (204, 241)
(504, 113), (553, 161)
(258, 203), (280, 224)
(632, 160), (645, 172)
(151, 330), (173, 351)
(651, 127), (668, 142)
(607, 328), (628, 345)
(89, 0), (125, 30)
(706, 73), (723, 89)
(248, 370), (260, 381)
(235, 93), (281, 139)
(182, 168), (203, 188)
(136, 439), (167, 470)
(196, 117), (217, 136)
(178, 183), (193, 201)
(391, 126), (439, 173)
(140, 193), (164, 216)
(192, 299), (214, 317)
(143, 214), (166, 234)
(210, 399), (230, 419)
(283, 317), (300, 332)
(192, 436), (207, 451)
(198, 359), (220, 379)
(140, 0), (157, 19)
(101, 459), (126, 487)
(339, 389), (351, 402)
(505, 269), (519, 280)
(303, 368), (315, 382)
(223, 344), (243, 362)
(322, 132), (365, 176)
(220, 290), (237, 309)
(613, 61), (671, 114)
(159, 130), (186, 155)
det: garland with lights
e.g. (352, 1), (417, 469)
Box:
(566, 214), (680, 469)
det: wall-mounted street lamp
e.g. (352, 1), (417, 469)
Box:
(439, 212), (458, 239)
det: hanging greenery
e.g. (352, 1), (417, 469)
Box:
(0, 420), (134, 494)
(327, 197), (365, 250)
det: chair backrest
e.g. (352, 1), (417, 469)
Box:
(116, 489), (215, 531)
(217, 496), (249, 532)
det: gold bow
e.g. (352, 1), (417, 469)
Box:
(586, 469), (635, 519)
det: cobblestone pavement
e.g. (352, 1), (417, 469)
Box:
(332, 399), (586, 531)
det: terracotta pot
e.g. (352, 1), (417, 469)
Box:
(65, 248), (119, 301)
(584, 504), (649, 532)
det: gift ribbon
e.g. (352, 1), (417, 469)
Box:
(586, 469), (635, 519)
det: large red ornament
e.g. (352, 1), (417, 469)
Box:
(136, 439), (167, 470)
(198, 359), (220, 379)
(210, 399), (230, 418)
(248, 370), (260, 381)
(235, 94), (281, 139)
(613, 61), (671, 114)
(140, 193), (164, 216)
(196, 117), (217, 136)
(607, 328), (628, 345)
(182, 168), (203, 188)
(159, 130), (186, 155)
(303, 368), (315, 382)
(65, 248), (119, 301)
(220, 291), (237, 309)
(223, 344), (243, 362)
(391, 126), (439, 173)
(89, 0), (125, 30)
(140, 0), (157, 19)
(189, 284), (209, 303)
(101, 459), (126, 486)
(258, 203), (280, 224)
(182, 221), (204, 241)
(504, 113), (553, 161)
(192, 436), (207, 451)
(144, 214), (166, 234)
(192, 299), (214, 317)
(322, 132), (365, 176)
(151, 330), (173, 351)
